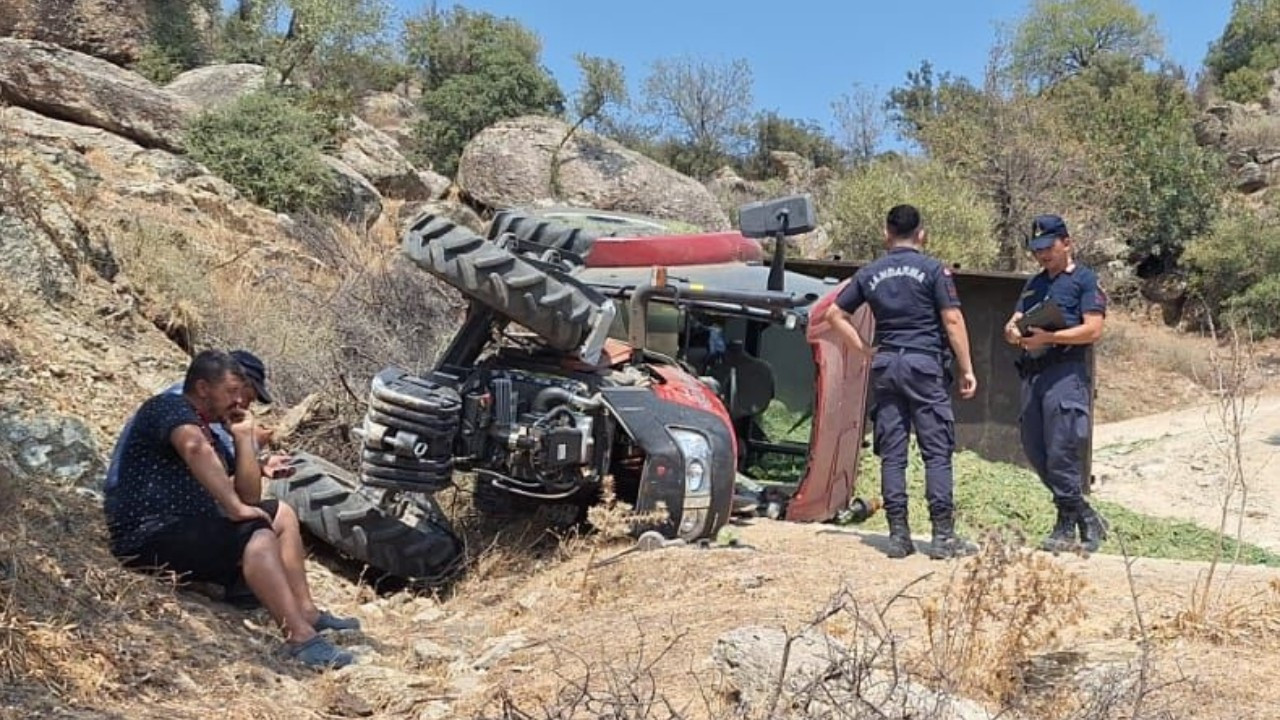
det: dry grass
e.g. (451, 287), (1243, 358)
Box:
(0, 476), (290, 718)
(911, 529), (1088, 708)
(1226, 114), (1280, 153)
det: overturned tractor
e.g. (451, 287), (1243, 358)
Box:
(268, 196), (957, 584)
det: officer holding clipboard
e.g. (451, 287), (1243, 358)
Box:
(1003, 214), (1109, 553)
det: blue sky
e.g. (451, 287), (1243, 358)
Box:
(386, 0), (1233, 142)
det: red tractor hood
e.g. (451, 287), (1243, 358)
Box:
(584, 232), (764, 268)
(787, 281), (874, 523)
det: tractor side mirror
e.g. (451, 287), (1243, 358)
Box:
(738, 194), (816, 239)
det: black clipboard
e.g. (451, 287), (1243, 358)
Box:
(1016, 297), (1067, 335)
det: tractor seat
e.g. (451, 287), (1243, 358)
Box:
(708, 342), (776, 420)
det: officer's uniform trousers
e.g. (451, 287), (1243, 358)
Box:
(1018, 353), (1091, 510)
(870, 347), (955, 519)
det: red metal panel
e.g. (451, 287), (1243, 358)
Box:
(584, 232), (765, 268)
(786, 282), (875, 523)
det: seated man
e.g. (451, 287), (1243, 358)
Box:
(104, 350), (357, 670)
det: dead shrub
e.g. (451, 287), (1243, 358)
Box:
(911, 529), (1087, 707)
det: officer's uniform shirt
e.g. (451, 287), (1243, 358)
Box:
(1017, 263), (1107, 362)
(835, 247), (960, 352)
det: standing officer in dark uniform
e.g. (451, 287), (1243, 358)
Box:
(1003, 214), (1108, 553)
(825, 204), (978, 560)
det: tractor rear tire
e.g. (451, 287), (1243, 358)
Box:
(268, 451), (462, 584)
(402, 213), (600, 352)
(486, 210), (600, 257)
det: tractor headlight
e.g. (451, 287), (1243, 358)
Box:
(669, 428), (711, 495)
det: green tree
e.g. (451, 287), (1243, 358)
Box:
(1206, 0), (1280, 103)
(219, 0), (390, 84)
(826, 157), (1000, 270)
(885, 60), (980, 149)
(888, 51), (1087, 268)
(135, 0), (217, 83)
(1184, 201), (1280, 336)
(404, 5), (564, 176)
(1055, 57), (1222, 273)
(1009, 0), (1162, 90)
(641, 55), (754, 178)
(185, 91), (336, 214)
(741, 112), (844, 180)
(550, 54), (627, 197)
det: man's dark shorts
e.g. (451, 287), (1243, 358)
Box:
(122, 500), (280, 587)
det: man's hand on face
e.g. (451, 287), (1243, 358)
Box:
(227, 406), (256, 437)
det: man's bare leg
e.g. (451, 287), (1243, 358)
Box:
(272, 502), (320, 623)
(241, 528), (315, 644)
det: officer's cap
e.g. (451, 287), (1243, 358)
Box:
(1028, 214), (1069, 251)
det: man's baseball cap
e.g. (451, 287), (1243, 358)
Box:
(1028, 214), (1069, 251)
(230, 350), (273, 404)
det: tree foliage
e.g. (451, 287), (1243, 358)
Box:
(404, 4), (564, 176)
(185, 91), (336, 214)
(1009, 0), (1162, 90)
(741, 112), (844, 180)
(641, 56), (754, 178)
(826, 157), (1000, 270)
(1206, 0), (1280, 103)
(1184, 201), (1280, 336)
(831, 83), (888, 167)
(220, 0), (391, 84)
(1054, 57), (1221, 273)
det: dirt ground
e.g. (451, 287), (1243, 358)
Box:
(7, 313), (1280, 719)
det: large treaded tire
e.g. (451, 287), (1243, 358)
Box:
(402, 213), (600, 352)
(268, 451), (463, 584)
(486, 210), (601, 257)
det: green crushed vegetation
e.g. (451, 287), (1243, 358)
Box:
(746, 403), (1280, 567)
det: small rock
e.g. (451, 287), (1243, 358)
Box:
(472, 632), (526, 670)
(418, 701), (453, 720)
(738, 574), (766, 590)
(413, 639), (458, 666)
(412, 606), (445, 624)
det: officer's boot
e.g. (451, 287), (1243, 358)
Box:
(1077, 503), (1110, 553)
(885, 514), (916, 559)
(928, 515), (977, 560)
(1040, 505), (1078, 553)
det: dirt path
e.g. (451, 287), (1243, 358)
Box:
(1091, 392), (1280, 551)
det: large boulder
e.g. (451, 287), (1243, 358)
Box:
(321, 155), (383, 227)
(0, 129), (116, 302)
(0, 39), (194, 152)
(0, 0), (149, 66)
(165, 63), (273, 112)
(339, 116), (434, 200)
(457, 115), (730, 231)
(356, 91), (419, 155)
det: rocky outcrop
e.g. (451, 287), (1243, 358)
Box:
(712, 626), (995, 719)
(339, 116), (434, 200)
(165, 63), (273, 112)
(0, 412), (102, 488)
(322, 155), (383, 227)
(0, 0), (150, 66)
(0, 39), (194, 152)
(357, 91), (419, 155)
(457, 115), (730, 231)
